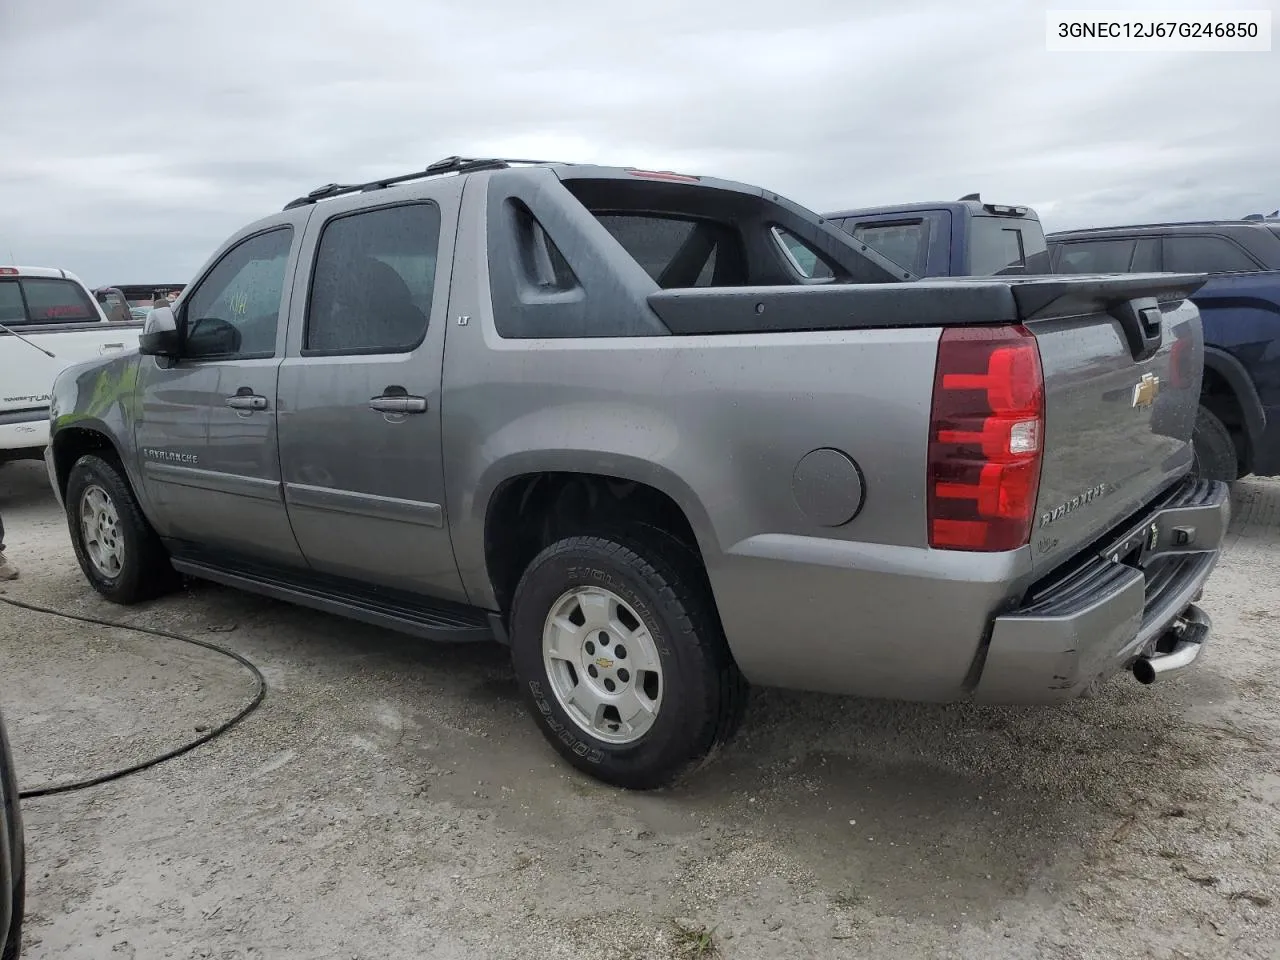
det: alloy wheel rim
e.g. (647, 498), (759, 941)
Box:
(79, 484), (125, 578)
(541, 586), (664, 745)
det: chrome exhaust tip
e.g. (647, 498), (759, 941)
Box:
(1132, 607), (1210, 685)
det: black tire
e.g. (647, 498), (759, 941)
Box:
(508, 529), (747, 790)
(65, 454), (180, 604)
(1191, 406), (1239, 482)
(2, 871), (22, 960)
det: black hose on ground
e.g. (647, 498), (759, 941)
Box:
(0, 595), (265, 800)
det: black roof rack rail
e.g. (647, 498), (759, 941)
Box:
(282, 156), (565, 210)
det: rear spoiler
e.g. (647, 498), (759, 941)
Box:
(1003, 272), (1208, 320)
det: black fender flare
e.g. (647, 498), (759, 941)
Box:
(1202, 345), (1266, 454)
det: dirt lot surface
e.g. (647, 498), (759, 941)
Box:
(1, 459), (1277, 959)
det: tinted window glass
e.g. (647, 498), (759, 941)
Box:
(593, 214), (745, 288)
(306, 203), (439, 354)
(184, 227), (293, 359)
(1131, 238), (1160, 272)
(1163, 235), (1259, 274)
(1053, 239), (1137, 274)
(597, 215), (694, 281)
(969, 219), (1041, 275)
(851, 221), (928, 274)
(16, 278), (98, 324)
(0, 281), (24, 324)
(772, 227), (835, 279)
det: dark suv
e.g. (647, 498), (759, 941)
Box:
(1048, 218), (1280, 481)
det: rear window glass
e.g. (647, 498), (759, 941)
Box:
(851, 221), (928, 274)
(1054, 239), (1137, 274)
(593, 214), (744, 288)
(561, 176), (902, 289)
(970, 218), (1049, 275)
(0, 281), (24, 324)
(0, 277), (99, 325)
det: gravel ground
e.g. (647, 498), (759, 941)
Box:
(1, 459), (1277, 960)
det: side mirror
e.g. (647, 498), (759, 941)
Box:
(138, 305), (181, 357)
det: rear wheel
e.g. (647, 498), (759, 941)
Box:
(65, 454), (180, 604)
(1191, 405), (1239, 482)
(508, 530), (747, 789)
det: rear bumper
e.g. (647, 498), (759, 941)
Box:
(973, 478), (1231, 703)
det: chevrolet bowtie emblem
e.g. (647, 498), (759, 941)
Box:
(1132, 372), (1160, 409)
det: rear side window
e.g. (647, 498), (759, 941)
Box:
(0, 277), (99, 325)
(1163, 235), (1259, 274)
(306, 203), (440, 354)
(850, 221), (929, 274)
(1053, 239), (1137, 274)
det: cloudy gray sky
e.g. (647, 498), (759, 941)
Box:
(1, 0), (1276, 286)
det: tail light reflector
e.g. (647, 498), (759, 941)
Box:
(928, 325), (1045, 552)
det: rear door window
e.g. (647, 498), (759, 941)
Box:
(0, 277), (100, 325)
(1163, 235), (1260, 274)
(849, 220), (929, 274)
(305, 203), (440, 354)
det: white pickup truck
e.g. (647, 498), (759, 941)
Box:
(1, 266), (141, 463)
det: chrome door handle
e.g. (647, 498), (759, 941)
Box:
(226, 394), (268, 411)
(369, 395), (427, 414)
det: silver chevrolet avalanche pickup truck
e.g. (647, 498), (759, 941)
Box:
(45, 157), (1230, 788)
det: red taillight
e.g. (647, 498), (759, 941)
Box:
(928, 325), (1044, 552)
(0, 267), (17, 276)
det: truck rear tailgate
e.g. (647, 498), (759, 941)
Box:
(1008, 273), (1208, 572)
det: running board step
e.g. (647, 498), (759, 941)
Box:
(170, 558), (494, 643)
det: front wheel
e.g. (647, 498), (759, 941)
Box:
(508, 531), (747, 790)
(65, 454), (180, 604)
